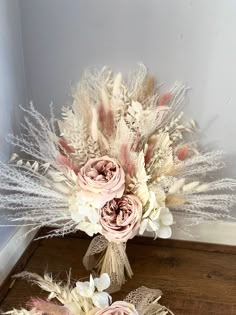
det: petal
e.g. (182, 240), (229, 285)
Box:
(150, 209), (160, 221)
(75, 281), (94, 298)
(90, 274), (95, 291)
(139, 219), (148, 235)
(92, 292), (111, 308)
(149, 191), (157, 208)
(78, 204), (92, 216)
(156, 226), (172, 239)
(160, 211), (173, 226)
(88, 208), (99, 224)
(94, 273), (110, 292)
(147, 219), (160, 232)
(77, 191), (105, 209)
(70, 209), (83, 223)
(76, 191), (94, 203)
(159, 207), (169, 215)
(91, 224), (103, 235)
(143, 206), (152, 218)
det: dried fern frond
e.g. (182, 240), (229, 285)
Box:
(14, 272), (73, 305)
(7, 103), (58, 165)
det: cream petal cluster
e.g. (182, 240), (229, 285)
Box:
(139, 191), (173, 239)
(73, 273), (111, 309)
(93, 301), (139, 315)
(69, 193), (102, 236)
(77, 156), (125, 209)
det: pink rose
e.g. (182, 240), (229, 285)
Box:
(77, 156), (125, 208)
(93, 301), (139, 315)
(99, 195), (142, 242)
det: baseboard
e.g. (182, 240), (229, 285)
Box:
(171, 221), (236, 246)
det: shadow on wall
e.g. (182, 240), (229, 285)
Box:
(0, 0), (27, 246)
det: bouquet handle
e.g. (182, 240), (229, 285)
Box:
(83, 235), (133, 293)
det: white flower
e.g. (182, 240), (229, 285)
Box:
(76, 274), (95, 298)
(69, 192), (102, 236)
(75, 273), (111, 309)
(94, 273), (110, 292)
(139, 191), (173, 239)
(70, 192), (99, 223)
(155, 207), (173, 238)
(92, 292), (110, 308)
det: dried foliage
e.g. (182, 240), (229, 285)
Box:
(4, 272), (173, 315)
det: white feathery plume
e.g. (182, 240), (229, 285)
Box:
(0, 161), (77, 237)
(7, 103), (58, 165)
(126, 63), (148, 100)
(174, 150), (225, 178)
(157, 82), (187, 130)
(14, 272), (73, 305)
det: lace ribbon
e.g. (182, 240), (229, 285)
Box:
(124, 286), (174, 315)
(83, 235), (133, 293)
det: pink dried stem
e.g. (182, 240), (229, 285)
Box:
(58, 139), (75, 154)
(131, 131), (141, 152)
(56, 154), (80, 174)
(105, 109), (115, 137)
(158, 92), (171, 106)
(145, 143), (155, 164)
(120, 144), (135, 177)
(98, 103), (106, 132)
(176, 145), (189, 161)
(27, 298), (70, 315)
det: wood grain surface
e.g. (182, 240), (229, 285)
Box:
(0, 234), (236, 315)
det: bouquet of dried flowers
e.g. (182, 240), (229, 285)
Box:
(4, 272), (173, 315)
(1, 64), (236, 290)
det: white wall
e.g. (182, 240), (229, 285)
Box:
(0, 0), (27, 249)
(19, 0), (236, 154)
(19, 0), (236, 177)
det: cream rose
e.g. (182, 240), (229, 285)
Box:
(99, 195), (142, 242)
(93, 301), (139, 315)
(77, 156), (125, 208)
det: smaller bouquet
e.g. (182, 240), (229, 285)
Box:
(4, 272), (173, 315)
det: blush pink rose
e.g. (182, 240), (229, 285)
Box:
(77, 156), (125, 208)
(99, 194), (142, 242)
(93, 302), (139, 315)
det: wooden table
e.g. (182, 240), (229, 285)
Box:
(0, 233), (236, 314)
